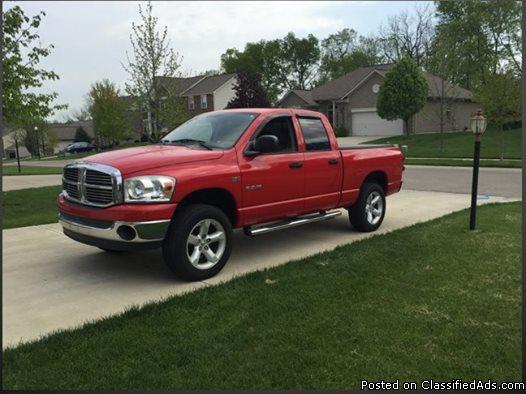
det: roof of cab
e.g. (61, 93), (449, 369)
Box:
(218, 108), (324, 117)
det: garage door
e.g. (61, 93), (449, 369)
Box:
(352, 110), (403, 136)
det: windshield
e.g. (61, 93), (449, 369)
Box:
(161, 112), (259, 149)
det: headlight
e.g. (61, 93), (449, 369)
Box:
(124, 176), (175, 203)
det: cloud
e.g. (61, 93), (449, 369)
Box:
(5, 1), (430, 119)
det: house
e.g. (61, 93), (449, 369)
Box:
(2, 120), (95, 159)
(125, 73), (237, 140)
(276, 89), (318, 110)
(2, 128), (31, 159)
(279, 64), (479, 136)
(47, 120), (95, 152)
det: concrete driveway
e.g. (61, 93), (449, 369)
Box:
(3, 189), (517, 348)
(2, 174), (62, 191)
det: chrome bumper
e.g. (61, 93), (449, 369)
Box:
(58, 212), (170, 243)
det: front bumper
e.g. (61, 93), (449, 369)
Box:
(59, 211), (170, 251)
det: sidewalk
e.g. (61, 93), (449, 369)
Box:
(2, 174), (62, 191)
(3, 159), (74, 168)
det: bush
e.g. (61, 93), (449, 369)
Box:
(503, 119), (521, 131)
(74, 126), (92, 143)
(334, 126), (348, 137)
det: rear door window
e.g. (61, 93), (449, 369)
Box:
(297, 117), (331, 151)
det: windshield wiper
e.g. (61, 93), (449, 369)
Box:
(162, 138), (213, 150)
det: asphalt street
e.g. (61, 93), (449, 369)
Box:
(403, 165), (521, 198)
(2, 164), (522, 198)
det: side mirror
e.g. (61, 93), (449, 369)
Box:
(246, 134), (279, 156)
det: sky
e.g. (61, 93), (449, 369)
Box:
(5, 1), (433, 121)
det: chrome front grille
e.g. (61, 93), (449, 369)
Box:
(62, 163), (122, 207)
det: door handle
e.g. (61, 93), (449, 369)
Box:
(289, 162), (303, 169)
(328, 159), (339, 165)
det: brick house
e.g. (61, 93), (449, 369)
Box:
(125, 73), (237, 140)
(278, 64), (479, 136)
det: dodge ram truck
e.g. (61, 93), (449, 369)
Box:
(58, 108), (404, 280)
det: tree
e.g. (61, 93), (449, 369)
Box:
(427, 0), (521, 90)
(377, 57), (428, 135)
(157, 94), (190, 135)
(475, 71), (521, 160)
(319, 29), (383, 83)
(122, 1), (182, 141)
(21, 118), (55, 157)
(74, 126), (92, 143)
(87, 80), (129, 148)
(221, 32), (320, 102)
(63, 107), (91, 124)
(377, 4), (435, 67)
(221, 39), (285, 104)
(281, 32), (320, 90)
(2, 5), (66, 127)
(226, 73), (271, 109)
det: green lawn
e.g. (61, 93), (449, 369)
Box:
(3, 186), (61, 229)
(404, 158), (522, 168)
(2, 166), (63, 176)
(368, 127), (522, 159)
(3, 202), (521, 390)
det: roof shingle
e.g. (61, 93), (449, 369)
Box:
(180, 73), (236, 96)
(311, 64), (394, 101)
(311, 63), (473, 101)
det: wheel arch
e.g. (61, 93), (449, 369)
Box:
(362, 170), (388, 193)
(176, 188), (238, 227)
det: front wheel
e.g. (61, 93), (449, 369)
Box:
(162, 204), (232, 281)
(349, 182), (386, 232)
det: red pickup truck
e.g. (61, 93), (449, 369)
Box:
(58, 108), (404, 280)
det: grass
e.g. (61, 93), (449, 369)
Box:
(2, 186), (61, 229)
(2, 166), (63, 176)
(404, 158), (522, 168)
(368, 127), (522, 159)
(3, 202), (521, 389)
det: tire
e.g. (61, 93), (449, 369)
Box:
(162, 204), (232, 281)
(349, 182), (386, 232)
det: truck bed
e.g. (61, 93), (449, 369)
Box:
(337, 145), (404, 207)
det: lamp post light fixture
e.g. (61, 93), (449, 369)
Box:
(34, 126), (41, 159)
(469, 109), (487, 231)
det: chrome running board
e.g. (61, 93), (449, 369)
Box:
(244, 210), (342, 236)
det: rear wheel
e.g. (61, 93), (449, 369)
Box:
(162, 204), (232, 281)
(349, 182), (386, 232)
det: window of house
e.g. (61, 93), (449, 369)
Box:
(297, 117), (331, 151)
(252, 116), (297, 153)
(188, 96), (195, 110)
(201, 95), (208, 109)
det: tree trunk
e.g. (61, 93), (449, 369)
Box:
(439, 79), (444, 151)
(500, 123), (504, 161)
(403, 118), (410, 136)
(15, 138), (21, 173)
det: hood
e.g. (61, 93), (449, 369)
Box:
(81, 145), (224, 175)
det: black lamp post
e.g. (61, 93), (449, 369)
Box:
(469, 109), (487, 231)
(34, 126), (41, 160)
